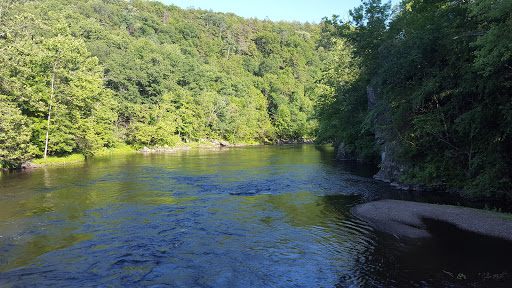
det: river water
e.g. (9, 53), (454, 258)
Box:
(0, 145), (511, 287)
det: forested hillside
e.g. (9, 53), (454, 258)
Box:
(317, 0), (511, 196)
(0, 0), (327, 166)
(1, 0), (510, 198)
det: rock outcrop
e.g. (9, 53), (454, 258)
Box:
(335, 142), (357, 161)
(367, 84), (410, 187)
(351, 199), (512, 240)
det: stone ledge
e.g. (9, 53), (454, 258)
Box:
(351, 199), (512, 241)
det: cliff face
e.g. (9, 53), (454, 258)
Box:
(336, 142), (357, 161)
(333, 83), (413, 189)
(367, 85), (411, 188)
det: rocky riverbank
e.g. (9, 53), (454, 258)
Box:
(137, 140), (257, 153)
(351, 199), (512, 241)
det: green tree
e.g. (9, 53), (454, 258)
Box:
(1, 0), (328, 161)
(363, 0), (512, 194)
(0, 96), (37, 166)
(21, 35), (115, 157)
(315, 38), (373, 157)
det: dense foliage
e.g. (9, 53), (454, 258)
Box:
(318, 0), (511, 196)
(0, 0), (325, 166)
(1, 0), (510, 197)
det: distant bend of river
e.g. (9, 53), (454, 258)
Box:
(1, 145), (511, 287)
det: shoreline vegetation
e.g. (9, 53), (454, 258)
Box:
(1, 139), (316, 170)
(1, 0), (510, 200)
(1, 0), (322, 173)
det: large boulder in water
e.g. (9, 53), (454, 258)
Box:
(352, 199), (512, 241)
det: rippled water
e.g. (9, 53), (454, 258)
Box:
(1, 145), (511, 287)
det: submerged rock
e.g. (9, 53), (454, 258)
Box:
(20, 162), (38, 170)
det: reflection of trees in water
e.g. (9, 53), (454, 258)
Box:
(336, 232), (414, 288)
(4, 146), (511, 286)
(259, 191), (387, 286)
(317, 194), (392, 287)
(314, 145), (380, 178)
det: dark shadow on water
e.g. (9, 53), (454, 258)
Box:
(339, 219), (512, 288)
(336, 160), (379, 179)
(314, 145), (380, 179)
(422, 218), (512, 286)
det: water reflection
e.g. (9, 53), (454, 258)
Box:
(0, 145), (510, 287)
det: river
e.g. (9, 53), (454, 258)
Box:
(0, 145), (511, 287)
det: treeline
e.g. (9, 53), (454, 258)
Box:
(0, 0), (328, 166)
(2, 0), (510, 197)
(317, 0), (511, 196)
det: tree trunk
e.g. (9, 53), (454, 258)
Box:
(43, 70), (55, 159)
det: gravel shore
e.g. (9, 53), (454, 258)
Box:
(351, 199), (512, 241)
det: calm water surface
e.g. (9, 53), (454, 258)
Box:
(1, 145), (511, 287)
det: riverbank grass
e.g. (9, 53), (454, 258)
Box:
(31, 154), (86, 166)
(11, 140), (266, 170)
(29, 143), (138, 168)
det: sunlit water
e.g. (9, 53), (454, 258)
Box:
(1, 145), (511, 287)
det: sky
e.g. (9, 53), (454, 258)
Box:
(159, 0), (401, 24)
